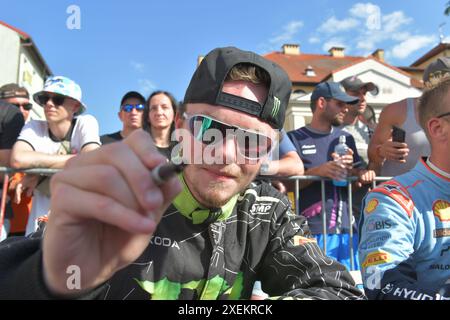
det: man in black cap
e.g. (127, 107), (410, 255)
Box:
(100, 91), (146, 144)
(288, 82), (374, 270)
(0, 47), (363, 300)
(339, 76), (378, 230)
(340, 76), (378, 168)
(0, 84), (33, 122)
(0, 89), (25, 241)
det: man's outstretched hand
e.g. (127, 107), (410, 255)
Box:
(42, 130), (182, 296)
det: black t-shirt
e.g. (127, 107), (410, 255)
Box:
(101, 131), (174, 159)
(0, 101), (25, 149)
(100, 131), (123, 145)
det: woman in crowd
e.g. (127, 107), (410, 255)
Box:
(143, 91), (177, 159)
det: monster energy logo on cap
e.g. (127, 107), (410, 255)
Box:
(271, 96), (281, 118)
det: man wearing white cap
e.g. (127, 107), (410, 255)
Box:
(10, 76), (101, 235)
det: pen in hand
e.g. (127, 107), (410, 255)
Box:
(151, 162), (186, 186)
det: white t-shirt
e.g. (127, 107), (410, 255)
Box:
(17, 114), (101, 235)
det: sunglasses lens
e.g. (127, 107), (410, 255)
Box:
(52, 95), (65, 106)
(188, 115), (272, 159)
(122, 104), (144, 112)
(236, 130), (272, 159)
(37, 94), (50, 105)
(122, 105), (132, 112)
(189, 116), (227, 145)
(23, 103), (33, 110)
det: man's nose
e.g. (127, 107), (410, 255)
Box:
(219, 134), (238, 164)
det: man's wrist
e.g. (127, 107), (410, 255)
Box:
(376, 144), (386, 162)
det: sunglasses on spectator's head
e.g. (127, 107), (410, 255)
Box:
(183, 113), (274, 160)
(36, 93), (66, 106)
(121, 104), (145, 113)
(12, 103), (33, 111)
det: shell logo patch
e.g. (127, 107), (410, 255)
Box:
(433, 200), (450, 222)
(365, 199), (379, 215)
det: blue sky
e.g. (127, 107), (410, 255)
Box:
(0, 0), (447, 134)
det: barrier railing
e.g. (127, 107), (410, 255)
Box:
(260, 175), (393, 270)
(1, 167), (392, 270)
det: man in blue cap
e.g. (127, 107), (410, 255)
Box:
(288, 81), (374, 270)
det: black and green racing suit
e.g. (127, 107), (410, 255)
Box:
(0, 174), (364, 300)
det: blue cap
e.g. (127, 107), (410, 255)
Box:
(311, 81), (359, 104)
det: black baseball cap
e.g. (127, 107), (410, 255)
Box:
(183, 47), (292, 129)
(0, 83), (30, 99)
(311, 81), (360, 104)
(120, 91), (145, 106)
(423, 57), (450, 86)
(340, 76), (379, 96)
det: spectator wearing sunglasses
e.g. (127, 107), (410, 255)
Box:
(100, 91), (146, 145)
(0, 84), (33, 238)
(143, 91), (177, 159)
(0, 48), (363, 300)
(9, 76), (101, 236)
(0, 87), (26, 241)
(0, 83), (32, 122)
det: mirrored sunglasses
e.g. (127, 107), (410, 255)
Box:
(121, 104), (145, 113)
(183, 113), (274, 160)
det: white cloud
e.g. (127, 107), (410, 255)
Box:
(391, 32), (411, 42)
(382, 11), (412, 33)
(318, 16), (359, 34)
(356, 40), (375, 51)
(130, 60), (145, 73)
(390, 35), (438, 59)
(309, 36), (321, 44)
(138, 79), (156, 95)
(349, 2), (379, 18)
(269, 20), (304, 45)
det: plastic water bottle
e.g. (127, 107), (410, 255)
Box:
(333, 135), (349, 187)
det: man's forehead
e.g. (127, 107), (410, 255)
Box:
(222, 80), (268, 105)
(122, 97), (143, 105)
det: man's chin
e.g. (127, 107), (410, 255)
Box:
(197, 190), (236, 208)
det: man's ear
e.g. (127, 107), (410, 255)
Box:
(317, 97), (327, 111)
(428, 118), (447, 142)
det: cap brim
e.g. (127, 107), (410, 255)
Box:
(334, 92), (360, 104)
(364, 82), (379, 96)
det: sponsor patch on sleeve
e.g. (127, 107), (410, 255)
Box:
(371, 180), (414, 218)
(364, 199), (379, 215)
(362, 250), (391, 268)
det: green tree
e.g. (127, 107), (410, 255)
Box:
(446, 1), (450, 16)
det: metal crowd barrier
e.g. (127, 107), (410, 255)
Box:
(261, 175), (393, 270)
(1, 167), (392, 270)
